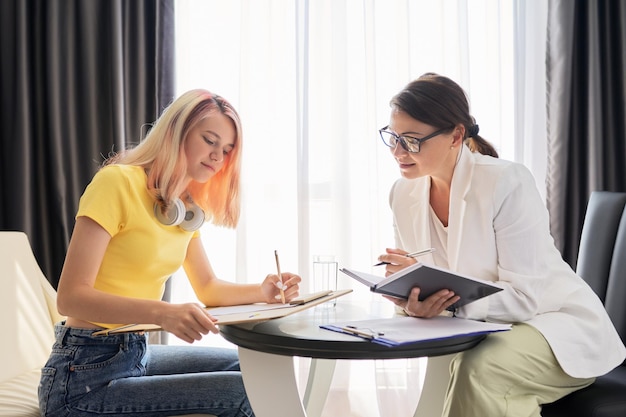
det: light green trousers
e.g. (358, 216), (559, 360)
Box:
(442, 323), (594, 417)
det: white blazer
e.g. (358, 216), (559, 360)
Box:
(389, 144), (626, 378)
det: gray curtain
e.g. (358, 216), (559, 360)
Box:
(546, 0), (626, 267)
(0, 0), (175, 287)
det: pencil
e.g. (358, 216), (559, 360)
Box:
(274, 250), (286, 304)
(374, 248), (436, 266)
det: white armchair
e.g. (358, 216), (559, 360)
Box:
(0, 232), (213, 417)
(0, 231), (62, 416)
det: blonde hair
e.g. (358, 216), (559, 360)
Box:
(107, 89), (242, 228)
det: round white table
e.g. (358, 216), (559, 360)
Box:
(220, 301), (484, 417)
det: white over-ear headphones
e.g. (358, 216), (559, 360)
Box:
(153, 198), (205, 232)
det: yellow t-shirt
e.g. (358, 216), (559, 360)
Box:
(77, 164), (198, 328)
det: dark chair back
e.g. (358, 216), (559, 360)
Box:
(575, 191), (626, 342)
(542, 191), (626, 417)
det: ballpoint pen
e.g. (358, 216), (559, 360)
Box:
(275, 250), (286, 304)
(374, 247), (436, 266)
(340, 326), (375, 340)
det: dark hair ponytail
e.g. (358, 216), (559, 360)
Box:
(390, 73), (498, 158)
(464, 124), (498, 157)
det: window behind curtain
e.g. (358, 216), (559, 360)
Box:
(170, 1), (516, 415)
(171, 0), (514, 294)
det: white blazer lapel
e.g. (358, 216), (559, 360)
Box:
(410, 177), (432, 248)
(447, 145), (474, 270)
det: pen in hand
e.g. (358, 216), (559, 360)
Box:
(374, 248), (436, 266)
(274, 250), (286, 304)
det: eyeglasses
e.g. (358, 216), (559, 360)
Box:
(379, 126), (452, 153)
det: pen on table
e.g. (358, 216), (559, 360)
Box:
(374, 248), (436, 266)
(340, 325), (376, 340)
(274, 250), (286, 304)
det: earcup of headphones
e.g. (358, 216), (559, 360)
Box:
(179, 204), (206, 232)
(154, 198), (187, 226)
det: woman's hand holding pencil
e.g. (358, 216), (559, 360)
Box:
(259, 250), (301, 304)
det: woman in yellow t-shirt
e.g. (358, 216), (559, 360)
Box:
(39, 90), (300, 417)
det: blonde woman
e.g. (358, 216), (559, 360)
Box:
(39, 90), (300, 417)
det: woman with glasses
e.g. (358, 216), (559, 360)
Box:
(376, 73), (625, 416)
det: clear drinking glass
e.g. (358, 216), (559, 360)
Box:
(313, 255), (338, 307)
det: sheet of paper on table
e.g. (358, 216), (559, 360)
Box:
(321, 315), (512, 347)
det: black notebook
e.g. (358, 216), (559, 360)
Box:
(340, 263), (502, 309)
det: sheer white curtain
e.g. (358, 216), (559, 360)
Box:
(514, 0), (549, 199)
(172, 0), (517, 297)
(170, 1), (546, 416)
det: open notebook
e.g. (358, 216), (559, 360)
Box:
(341, 263), (502, 310)
(93, 289), (352, 336)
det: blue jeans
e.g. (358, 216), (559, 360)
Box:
(39, 324), (255, 417)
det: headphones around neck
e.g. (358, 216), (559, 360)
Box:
(153, 198), (205, 232)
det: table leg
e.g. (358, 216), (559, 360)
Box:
(303, 358), (336, 417)
(238, 347), (307, 417)
(413, 354), (455, 417)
